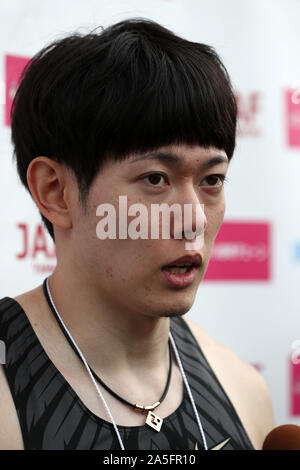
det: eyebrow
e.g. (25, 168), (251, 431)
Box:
(129, 151), (228, 170)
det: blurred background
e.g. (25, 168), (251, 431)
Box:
(0, 0), (299, 429)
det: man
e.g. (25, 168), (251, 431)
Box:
(0, 18), (274, 450)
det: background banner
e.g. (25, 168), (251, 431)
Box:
(0, 0), (299, 429)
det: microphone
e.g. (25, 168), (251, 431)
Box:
(262, 424), (300, 450)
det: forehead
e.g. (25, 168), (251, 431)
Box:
(126, 144), (228, 169)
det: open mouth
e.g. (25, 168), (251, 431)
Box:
(162, 264), (196, 275)
(161, 260), (200, 288)
(161, 254), (202, 275)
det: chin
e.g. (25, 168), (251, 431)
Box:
(157, 305), (191, 318)
(160, 311), (187, 318)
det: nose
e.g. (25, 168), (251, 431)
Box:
(168, 185), (207, 248)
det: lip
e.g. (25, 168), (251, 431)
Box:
(161, 253), (202, 288)
(161, 253), (202, 269)
(161, 265), (199, 288)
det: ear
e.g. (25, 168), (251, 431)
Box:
(26, 156), (73, 231)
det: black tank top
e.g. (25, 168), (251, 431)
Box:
(0, 295), (255, 450)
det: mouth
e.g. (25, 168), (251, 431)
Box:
(161, 254), (202, 287)
(161, 253), (202, 274)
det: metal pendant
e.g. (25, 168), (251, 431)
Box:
(145, 410), (163, 432)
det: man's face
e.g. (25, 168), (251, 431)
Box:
(68, 143), (229, 319)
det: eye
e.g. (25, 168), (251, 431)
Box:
(142, 173), (168, 187)
(201, 174), (227, 188)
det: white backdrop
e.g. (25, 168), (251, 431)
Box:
(0, 0), (300, 429)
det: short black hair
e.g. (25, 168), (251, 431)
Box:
(11, 17), (237, 242)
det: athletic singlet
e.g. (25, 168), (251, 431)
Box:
(0, 295), (255, 450)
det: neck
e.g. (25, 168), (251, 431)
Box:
(46, 267), (171, 377)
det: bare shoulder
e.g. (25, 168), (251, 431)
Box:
(13, 284), (43, 307)
(0, 365), (24, 449)
(184, 317), (275, 450)
(13, 285), (46, 330)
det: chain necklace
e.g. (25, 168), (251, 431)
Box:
(43, 276), (208, 450)
(43, 276), (172, 431)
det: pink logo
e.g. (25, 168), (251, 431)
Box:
(290, 360), (300, 416)
(16, 223), (56, 275)
(204, 221), (271, 280)
(235, 91), (262, 137)
(5, 54), (30, 126)
(285, 89), (300, 148)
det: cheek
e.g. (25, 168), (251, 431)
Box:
(205, 202), (226, 243)
(105, 265), (114, 280)
(216, 200), (226, 229)
(96, 238), (150, 278)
